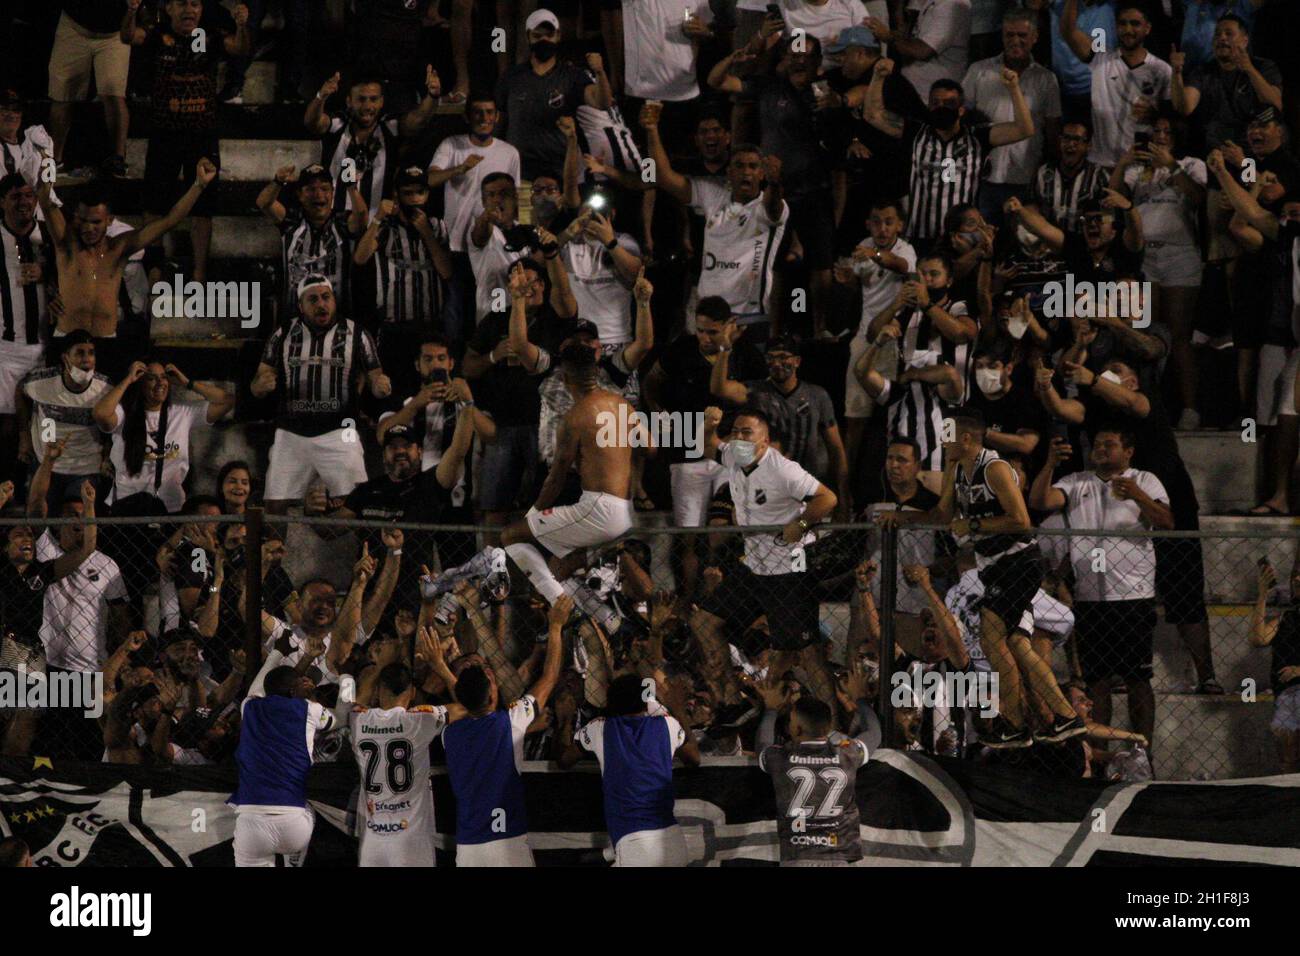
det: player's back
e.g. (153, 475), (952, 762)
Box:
(574, 388), (634, 497)
(761, 737), (868, 865)
(350, 705), (445, 867)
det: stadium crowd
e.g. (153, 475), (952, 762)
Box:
(2, 0), (1300, 866)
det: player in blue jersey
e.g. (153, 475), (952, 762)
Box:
(557, 671), (702, 866)
(229, 636), (349, 867)
(441, 594), (572, 866)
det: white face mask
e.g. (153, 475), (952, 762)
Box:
(730, 439), (758, 467)
(67, 364), (94, 386)
(1099, 370), (1124, 386)
(1007, 315), (1029, 340)
(975, 367), (1004, 396)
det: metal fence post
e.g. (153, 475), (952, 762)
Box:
(243, 506), (265, 690)
(878, 520), (898, 746)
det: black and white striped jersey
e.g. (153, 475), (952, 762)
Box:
(369, 216), (448, 328)
(260, 317), (381, 436)
(279, 209), (355, 313)
(0, 219), (49, 346)
(905, 119), (993, 242)
(322, 115), (400, 221)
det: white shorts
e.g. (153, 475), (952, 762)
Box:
(264, 427), (369, 500)
(455, 834), (535, 867)
(1143, 243), (1202, 288)
(613, 825), (689, 867)
(526, 491), (634, 558)
(1256, 344), (1300, 426)
(233, 808), (314, 867)
(358, 827), (436, 867)
(669, 459), (726, 527)
(1272, 685), (1300, 733)
(1018, 589), (1074, 647)
(0, 343), (43, 415)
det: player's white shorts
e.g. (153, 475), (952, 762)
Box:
(613, 825), (689, 867)
(455, 834), (535, 867)
(1257, 344), (1300, 427)
(0, 342), (43, 415)
(233, 808), (314, 867)
(1017, 590), (1075, 647)
(527, 491), (633, 558)
(264, 426), (369, 500)
(359, 827), (436, 867)
(669, 460), (726, 527)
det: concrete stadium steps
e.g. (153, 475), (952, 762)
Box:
(1176, 430), (1261, 514)
(115, 214), (281, 259)
(121, 138), (319, 183)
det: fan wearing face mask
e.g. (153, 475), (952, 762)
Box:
(494, 9), (613, 181)
(964, 341), (1046, 468)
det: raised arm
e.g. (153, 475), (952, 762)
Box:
(1004, 195), (1064, 251)
(707, 324), (749, 405)
(863, 58), (903, 138)
(304, 73), (340, 135)
(255, 166), (295, 225)
(621, 269), (656, 369)
(581, 52), (612, 111)
(528, 595), (574, 709)
(905, 565), (969, 669)
(1029, 437), (1071, 512)
(222, 3), (252, 57)
(165, 364), (235, 423)
(987, 69), (1035, 147)
(94, 360), (146, 432)
(639, 101), (692, 205)
(398, 66), (443, 138)
(434, 397), (476, 490)
(51, 481), (98, 580)
(125, 159), (218, 253)
(120, 0), (148, 45)
(1208, 148), (1278, 238)
(1059, 0), (1096, 64)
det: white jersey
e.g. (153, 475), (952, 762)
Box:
(1087, 50), (1173, 167)
(851, 237), (917, 341)
(719, 442), (818, 575)
(621, 0), (711, 101)
(561, 233), (639, 344)
(429, 136), (521, 253)
(468, 225), (531, 324)
(689, 177), (788, 317)
(1122, 157), (1206, 246)
(350, 705), (448, 867)
(103, 401), (201, 513)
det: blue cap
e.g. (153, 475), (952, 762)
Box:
(826, 25), (879, 53)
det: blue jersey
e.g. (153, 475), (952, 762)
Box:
(231, 695), (336, 809)
(577, 714), (686, 845)
(441, 695), (535, 845)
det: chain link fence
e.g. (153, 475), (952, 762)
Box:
(1, 510), (1295, 780)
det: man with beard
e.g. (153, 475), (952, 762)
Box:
(35, 164), (215, 347)
(1172, 12), (1281, 151)
(311, 405), (476, 597)
(257, 164), (368, 315)
(376, 337), (485, 567)
(495, 9), (612, 180)
(0, 176), (52, 483)
(251, 275), (391, 516)
(864, 62), (1034, 252)
(709, 332), (849, 513)
(1060, 1), (1172, 168)
(306, 71), (445, 220)
(353, 167), (453, 389)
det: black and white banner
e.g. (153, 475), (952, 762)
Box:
(2, 753), (1297, 867)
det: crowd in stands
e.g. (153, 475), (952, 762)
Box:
(0, 0), (1298, 789)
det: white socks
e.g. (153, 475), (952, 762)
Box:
(504, 542), (566, 604)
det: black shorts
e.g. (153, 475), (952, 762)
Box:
(700, 564), (820, 651)
(785, 190), (836, 270)
(143, 132), (221, 217)
(1154, 536), (1208, 625)
(1074, 599), (1157, 683)
(977, 547), (1042, 632)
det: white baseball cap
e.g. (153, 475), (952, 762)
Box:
(525, 9), (559, 32)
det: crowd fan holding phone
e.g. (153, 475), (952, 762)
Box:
(0, 0), (1299, 867)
